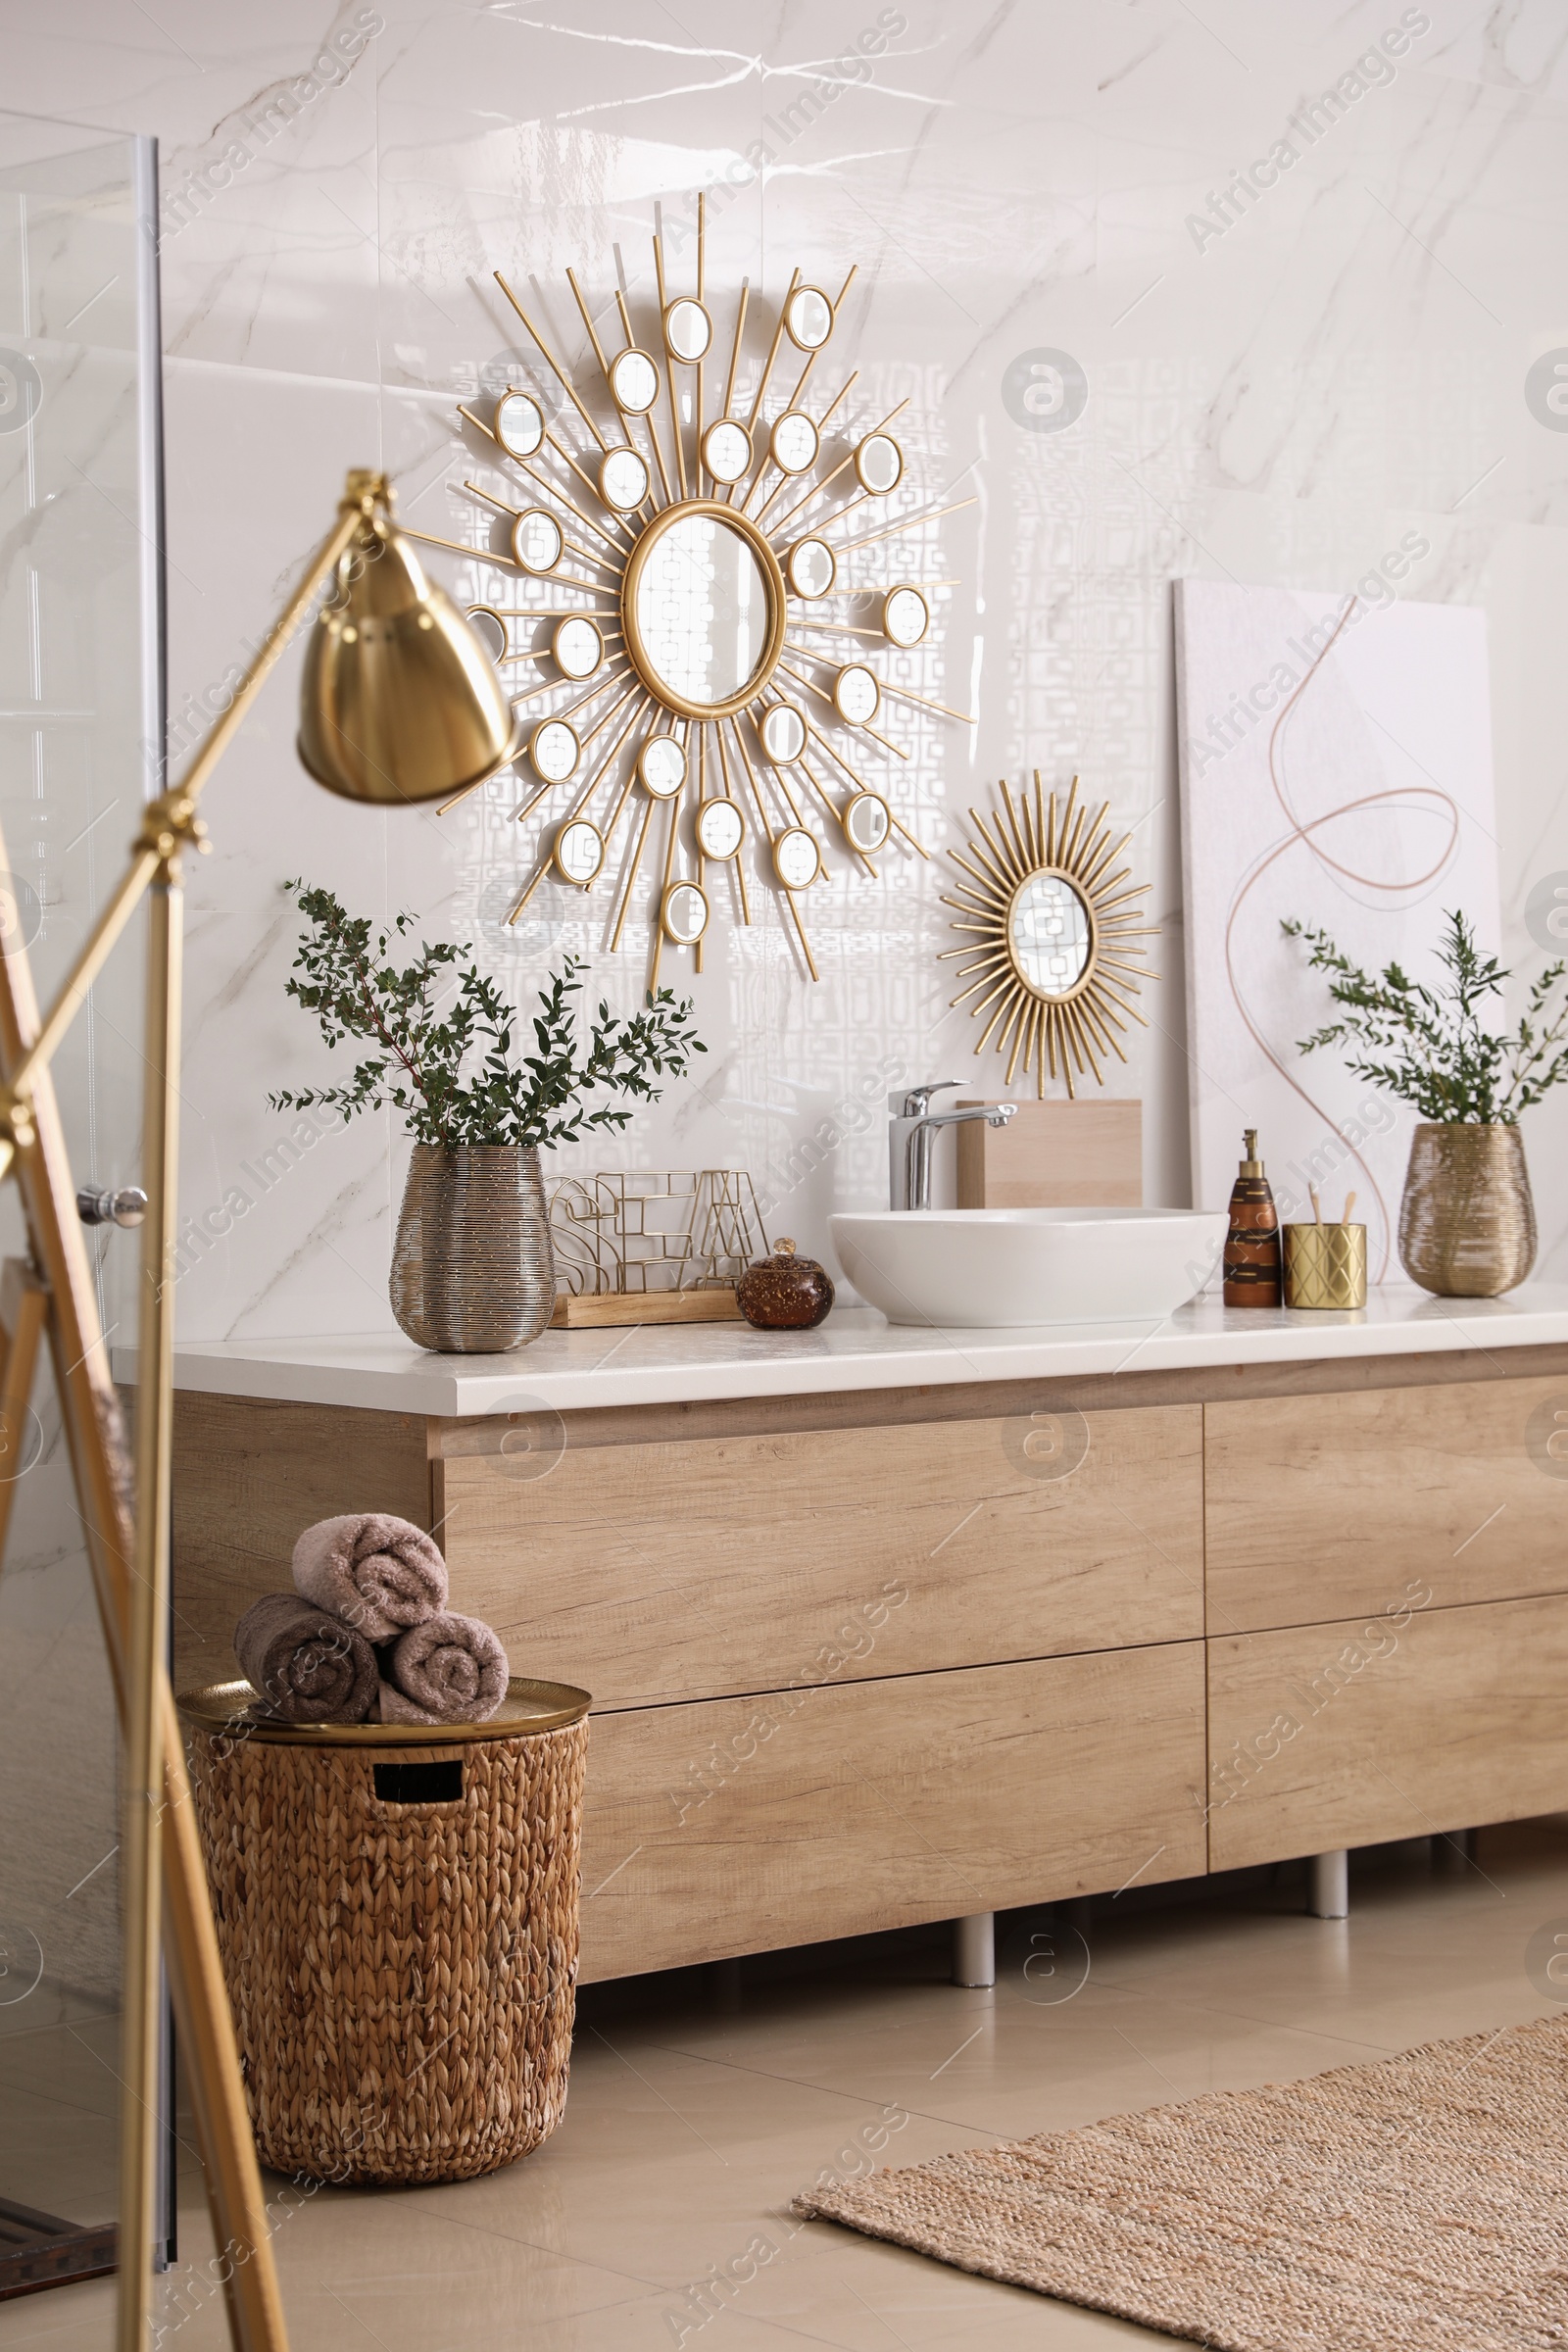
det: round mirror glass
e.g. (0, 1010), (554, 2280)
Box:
(662, 880), (710, 945)
(631, 511), (776, 712)
(638, 734), (687, 799)
(785, 286), (833, 350)
(833, 664), (880, 725)
(759, 702), (807, 763)
(664, 298), (712, 362)
(855, 433), (904, 495)
(769, 412), (818, 475)
(530, 718), (580, 782)
(495, 390), (545, 459)
(600, 446), (649, 513)
(773, 827), (821, 890)
(786, 536), (836, 598)
(703, 418), (752, 484)
(553, 616), (603, 679)
(610, 348), (659, 414)
(467, 606), (509, 665)
(696, 797), (745, 859)
(553, 818), (605, 887)
(1009, 872), (1093, 998)
(512, 508), (563, 574)
(883, 585), (928, 647)
(843, 791), (891, 853)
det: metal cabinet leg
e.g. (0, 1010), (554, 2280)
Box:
(1435, 1828), (1476, 1874)
(952, 1912), (996, 1986)
(1308, 1850), (1348, 1918)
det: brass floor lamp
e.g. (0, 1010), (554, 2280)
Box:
(0, 470), (517, 2351)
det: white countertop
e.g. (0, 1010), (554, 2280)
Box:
(132, 1284), (1568, 1417)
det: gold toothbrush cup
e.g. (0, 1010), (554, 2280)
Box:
(1283, 1221), (1368, 1310)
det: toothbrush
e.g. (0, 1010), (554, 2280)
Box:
(1343, 1191), (1357, 1224)
(1309, 1184), (1322, 1224)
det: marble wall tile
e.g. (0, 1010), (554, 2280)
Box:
(3, 0), (1565, 1342)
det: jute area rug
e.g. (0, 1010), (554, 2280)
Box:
(794, 2011), (1568, 2350)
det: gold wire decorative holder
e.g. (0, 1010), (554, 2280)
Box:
(1283, 1221), (1368, 1310)
(547, 1169), (765, 1326)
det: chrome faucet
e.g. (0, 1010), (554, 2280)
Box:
(888, 1082), (1015, 1210)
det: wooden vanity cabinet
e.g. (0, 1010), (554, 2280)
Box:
(171, 1343), (1568, 1981)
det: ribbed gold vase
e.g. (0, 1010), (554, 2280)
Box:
(1396, 1122), (1537, 1298)
(392, 1144), (556, 1351)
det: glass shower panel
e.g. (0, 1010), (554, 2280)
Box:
(0, 114), (163, 2292)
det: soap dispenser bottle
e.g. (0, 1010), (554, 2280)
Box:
(1223, 1129), (1281, 1307)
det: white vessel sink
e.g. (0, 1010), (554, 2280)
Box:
(829, 1207), (1229, 1328)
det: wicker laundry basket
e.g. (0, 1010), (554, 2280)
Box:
(180, 1676), (590, 2186)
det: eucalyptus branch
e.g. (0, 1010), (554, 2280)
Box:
(1283, 910), (1568, 1125)
(269, 881), (705, 1148)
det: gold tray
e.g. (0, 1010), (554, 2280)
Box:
(176, 1673), (591, 1746)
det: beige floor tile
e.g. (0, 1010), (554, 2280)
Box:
(7, 1823), (1568, 2352)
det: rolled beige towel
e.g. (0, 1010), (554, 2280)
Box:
(291, 1513), (447, 1643)
(234, 1591), (379, 1725)
(377, 1612), (509, 1726)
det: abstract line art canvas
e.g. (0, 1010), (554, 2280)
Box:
(1175, 578), (1499, 1283)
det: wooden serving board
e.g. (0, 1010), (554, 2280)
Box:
(549, 1289), (744, 1329)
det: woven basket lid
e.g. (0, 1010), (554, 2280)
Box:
(177, 1673), (590, 1746)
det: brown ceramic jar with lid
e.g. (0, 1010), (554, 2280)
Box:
(735, 1237), (834, 1331)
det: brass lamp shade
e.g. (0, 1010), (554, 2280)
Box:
(298, 473), (520, 807)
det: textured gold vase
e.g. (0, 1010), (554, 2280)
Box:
(391, 1145), (556, 1351)
(1397, 1123), (1537, 1298)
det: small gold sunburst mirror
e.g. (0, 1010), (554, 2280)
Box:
(941, 772), (1158, 1098)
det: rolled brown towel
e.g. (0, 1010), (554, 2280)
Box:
(378, 1612), (509, 1726)
(291, 1513), (447, 1643)
(233, 1592), (379, 1725)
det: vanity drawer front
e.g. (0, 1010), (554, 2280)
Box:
(437, 1404), (1202, 1709)
(1206, 1592), (1568, 1872)
(577, 1642), (1205, 1981)
(1204, 1375), (1567, 1634)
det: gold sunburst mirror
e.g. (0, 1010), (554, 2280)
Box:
(408, 195), (977, 989)
(941, 772), (1159, 1098)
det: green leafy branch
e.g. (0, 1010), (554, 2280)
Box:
(269, 881), (705, 1149)
(1282, 908), (1568, 1124)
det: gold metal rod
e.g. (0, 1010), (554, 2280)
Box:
(831, 492), (978, 557)
(745, 267), (799, 434)
(784, 885), (819, 983)
(745, 705), (807, 829)
(713, 727), (752, 923)
(694, 726), (706, 974)
(777, 660), (909, 761)
(611, 793), (657, 951)
(798, 753), (875, 876)
(118, 864), (181, 2352)
(10, 496), (365, 1106)
(779, 616), (885, 639)
(648, 794), (681, 995)
(694, 193), (706, 466)
(506, 854), (554, 923)
(0, 1263), (47, 1561)
(721, 279), (749, 418)
(462, 487), (617, 576)
(767, 394), (908, 536)
(876, 679), (977, 725)
(724, 719), (779, 858)
(4, 851), (159, 1106)
(401, 523), (522, 567)
(472, 434), (626, 554)
(799, 717), (928, 857)
(493, 271), (611, 453)
(568, 698), (648, 820)
(652, 234), (689, 501)
(544, 428), (638, 536)
(564, 268), (626, 433)
(614, 288), (674, 508)
(0, 809), (289, 2352)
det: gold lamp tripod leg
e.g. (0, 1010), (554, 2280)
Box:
(0, 491), (365, 2351)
